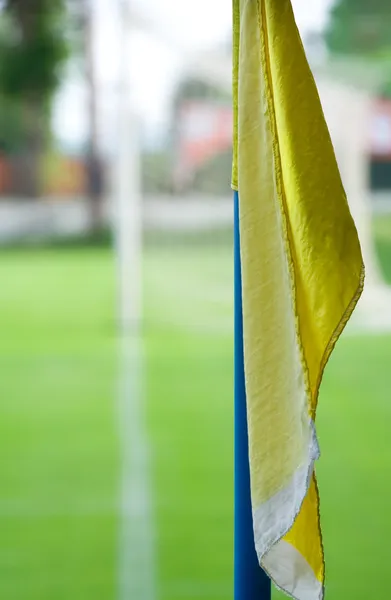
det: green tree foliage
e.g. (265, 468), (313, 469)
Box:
(0, 0), (69, 195)
(0, 98), (25, 155)
(0, 0), (68, 100)
(326, 0), (391, 55)
(326, 0), (391, 95)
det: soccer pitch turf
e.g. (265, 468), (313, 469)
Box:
(0, 240), (391, 600)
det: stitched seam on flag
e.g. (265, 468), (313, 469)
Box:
(283, 2), (366, 424)
(305, 262), (364, 590)
(256, 0), (311, 404)
(236, 7), (318, 584)
(253, 423), (319, 560)
(262, 538), (324, 600)
(262, 541), (323, 600)
(261, 0), (364, 586)
(253, 426), (322, 599)
(255, 1), (324, 595)
(273, 576), (323, 600)
(256, 0), (364, 428)
(272, 571), (323, 600)
(312, 263), (365, 414)
(255, 1), (365, 595)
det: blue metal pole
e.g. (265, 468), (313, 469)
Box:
(234, 191), (271, 600)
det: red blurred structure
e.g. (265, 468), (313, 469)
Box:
(173, 95), (391, 194)
(173, 100), (232, 191)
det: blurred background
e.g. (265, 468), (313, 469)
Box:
(1, 1), (391, 599)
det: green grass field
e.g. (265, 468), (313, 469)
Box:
(0, 228), (391, 600)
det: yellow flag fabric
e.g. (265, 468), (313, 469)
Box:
(232, 1), (364, 599)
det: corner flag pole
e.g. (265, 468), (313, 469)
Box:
(234, 191), (271, 600)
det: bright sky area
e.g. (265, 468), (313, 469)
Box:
(53, 0), (334, 150)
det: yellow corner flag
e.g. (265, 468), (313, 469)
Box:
(232, 0), (364, 598)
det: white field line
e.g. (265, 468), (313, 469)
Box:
(0, 337), (158, 600)
(117, 333), (157, 600)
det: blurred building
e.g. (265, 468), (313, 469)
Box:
(171, 41), (391, 199)
(370, 98), (391, 191)
(0, 153), (94, 198)
(173, 101), (232, 193)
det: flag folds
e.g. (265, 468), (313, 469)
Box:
(232, 1), (364, 598)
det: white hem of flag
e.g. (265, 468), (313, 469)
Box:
(252, 420), (321, 600)
(263, 540), (323, 600)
